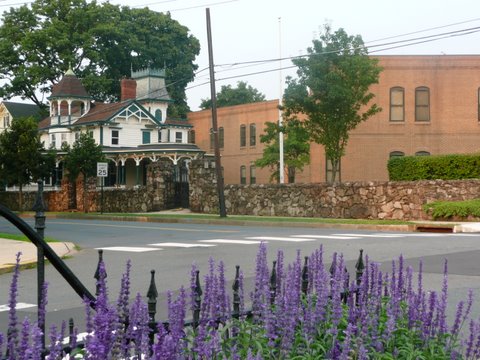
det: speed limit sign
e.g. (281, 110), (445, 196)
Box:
(97, 162), (108, 177)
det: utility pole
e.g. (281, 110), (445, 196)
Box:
(206, 8), (227, 217)
(278, 17), (285, 184)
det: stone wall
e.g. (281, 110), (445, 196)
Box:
(189, 171), (480, 220)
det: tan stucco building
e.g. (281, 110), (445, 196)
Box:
(188, 55), (480, 184)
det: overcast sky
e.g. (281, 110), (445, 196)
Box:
(3, 0), (480, 110)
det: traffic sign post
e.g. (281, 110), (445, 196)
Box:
(97, 163), (108, 214)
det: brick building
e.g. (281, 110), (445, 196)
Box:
(188, 55), (480, 184)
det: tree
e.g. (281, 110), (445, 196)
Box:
(255, 119), (310, 183)
(63, 133), (105, 212)
(282, 25), (382, 183)
(0, 117), (54, 210)
(0, 0), (200, 117)
(199, 81), (266, 109)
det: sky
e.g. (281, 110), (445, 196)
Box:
(2, 0), (480, 110)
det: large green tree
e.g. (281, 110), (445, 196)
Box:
(199, 81), (266, 109)
(0, 0), (200, 117)
(0, 117), (54, 210)
(255, 119), (310, 183)
(283, 25), (382, 183)
(63, 133), (105, 212)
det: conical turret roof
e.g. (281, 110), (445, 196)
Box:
(49, 68), (91, 99)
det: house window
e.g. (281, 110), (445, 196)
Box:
(249, 124), (256, 146)
(111, 130), (119, 145)
(51, 134), (56, 149)
(240, 125), (246, 147)
(61, 133), (67, 147)
(175, 131), (182, 143)
(219, 127), (224, 148)
(3, 114), (10, 128)
(155, 109), (162, 122)
(390, 87), (404, 121)
(188, 130), (195, 144)
(250, 165), (256, 184)
(415, 87), (430, 122)
(88, 130), (94, 138)
(142, 131), (151, 144)
(325, 157), (341, 183)
(240, 166), (246, 184)
(158, 130), (162, 143)
(389, 151), (405, 158)
(415, 151), (430, 156)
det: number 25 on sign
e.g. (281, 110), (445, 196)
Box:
(97, 162), (108, 177)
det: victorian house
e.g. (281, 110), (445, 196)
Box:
(38, 67), (204, 188)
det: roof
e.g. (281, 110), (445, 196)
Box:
(2, 101), (43, 121)
(163, 118), (192, 128)
(49, 72), (90, 99)
(74, 101), (131, 125)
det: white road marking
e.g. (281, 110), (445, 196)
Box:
(149, 242), (216, 248)
(332, 233), (405, 238)
(95, 247), (162, 252)
(0, 302), (37, 312)
(246, 236), (316, 242)
(292, 235), (360, 240)
(199, 239), (263, 245)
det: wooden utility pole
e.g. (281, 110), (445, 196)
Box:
(206, 8), (227, 217)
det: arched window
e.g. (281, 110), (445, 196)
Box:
(415, 151), (430, 156)
(389, 151), (405, 158)
(155, 109), (162, 122)
(390, 87), (404, 122)
(415, 87), (430, 122)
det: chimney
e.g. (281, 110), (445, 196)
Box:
(121, 78), (137, 101)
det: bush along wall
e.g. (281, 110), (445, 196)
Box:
(3, 244), (480, 359)
(388, 153), (480, 181)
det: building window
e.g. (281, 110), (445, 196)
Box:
(240, 125), (246, 147)
(415, 87), (430, 122)
(155, 109), (162, 122)
(325, 157), (341, 183)
(250, 165), (256, 184)
(415, 151), (430, 156)
(240, 165), (246, 184)
(175, 131), (182, 143)
(50, 134), (56, 149)
(3, 114), (10, 128)
(389, 151), (405, 158)
(188, 130), (195, 144)
(219, 127), (224, 148)
(61, 133), (67, 147)
(249, 124), (256, 146)
(390, 87), (404, 121)
(88, 130), (94, 138)
(210, 128), (214, 149)
(111, 130), (119, 145)
(142, 131), (151, 144)
(158, 130), (162, 143)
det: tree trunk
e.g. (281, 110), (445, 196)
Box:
(83, 174), (88, 213)
(287, 166), (296, 183)
(68, 180), (77, 210)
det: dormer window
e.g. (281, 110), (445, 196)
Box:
(155, 109), (162, 122)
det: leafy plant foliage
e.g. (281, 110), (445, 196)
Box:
(199, 81), (266, 110)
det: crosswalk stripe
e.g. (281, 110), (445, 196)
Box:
(292, 235), (360, 240)
(332, 233), (404, 238)
(246, 236), (316, 242)
(0, 302), (37, 312)
(95, 247), (162, 252)
(199, 239), (262, 245)
(149, 242), (216, 248)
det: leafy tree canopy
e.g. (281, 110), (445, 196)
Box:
(199, 81), (266, 109)
(255, 119), (310, 183)
(0, 0), (200, 117)
(282, 25), (382, 183)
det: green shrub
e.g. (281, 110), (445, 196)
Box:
(388, 153), (480, 181)
(423, 199), (480, 219)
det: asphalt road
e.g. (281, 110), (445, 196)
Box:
(1, 218), (480, 337)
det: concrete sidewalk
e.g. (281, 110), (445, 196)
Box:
(0, 239), (77, 274)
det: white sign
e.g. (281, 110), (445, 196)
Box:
(97, 162), (108, 177)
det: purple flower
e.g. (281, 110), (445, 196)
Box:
(127, 292), (150, 358)
(7, 252), (21, 360)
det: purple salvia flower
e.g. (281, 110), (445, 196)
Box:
(466, 318), (477, 359)
(437, 259), (449, 335)
(397, 254), (404, 301)
(127, 292), (150, 358)
(30, 325), (42, 360)
(251, 242), (269, 322)
(7, 252), (21, 360)
(217, 260), (229, 321)
(329, 253), (345, 339)
(383, 272), (389, 298)
(46, 324), (63, 360)
(189, 263), (198, 314)
(339, 323), (356, 360)
(18, 317), (31, 360)
(276, 249), (284, 303)
(451, 300), (465, 339)
(0, 333), (3, 359)
(167, 287), (187, 355)
(358, 343), (368, 360)
(239, 269), (245, 318)
(422, 291), (437, 340)
(38, 281), (48, 337)
(112, 261), (131, 359)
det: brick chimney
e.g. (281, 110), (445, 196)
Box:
(121, 78), (137, 101)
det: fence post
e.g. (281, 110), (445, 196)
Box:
(94, 250), (106, 296)
(270, 260), (277, 305)
(302, 256), (309, 295)
(232, 265), (240, 317)
(147, 269), (158, 348)
(193, 270), (202, 329)
(32, 179), (47, 355)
